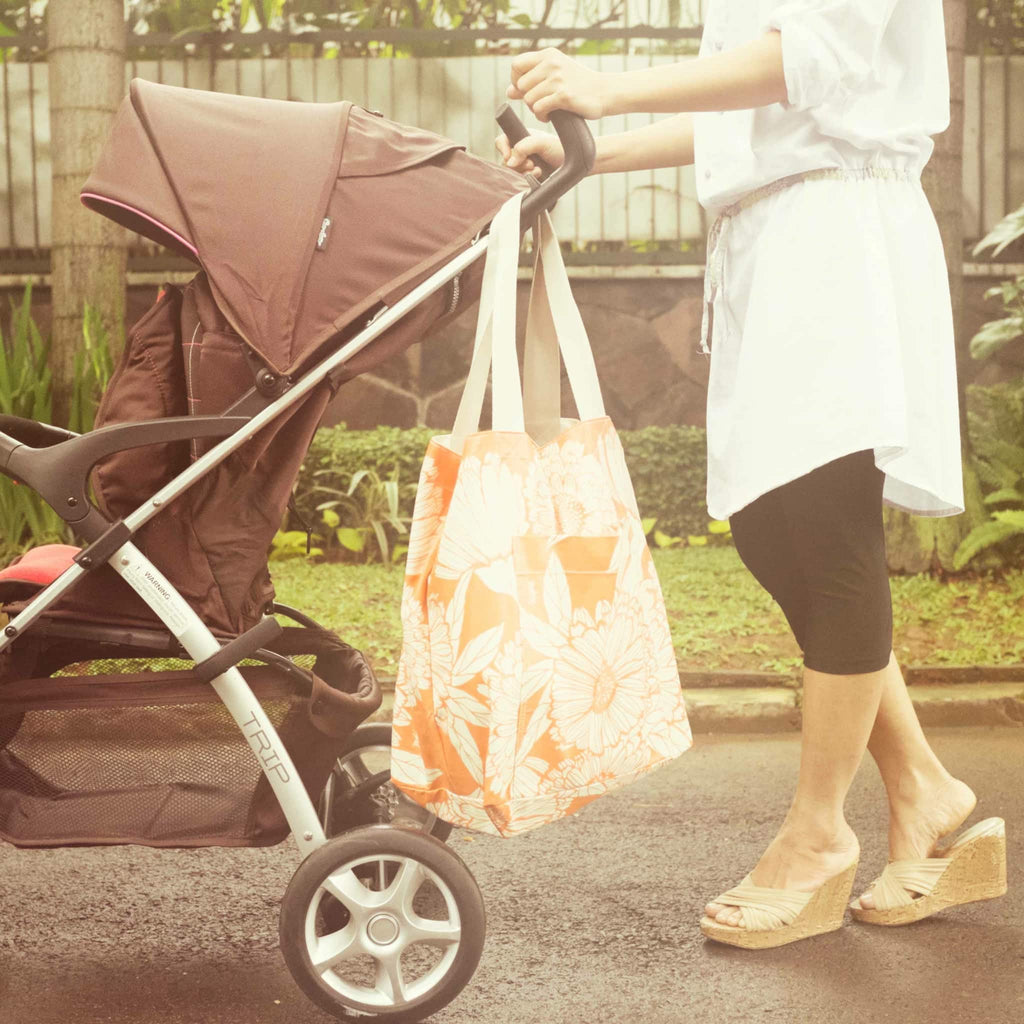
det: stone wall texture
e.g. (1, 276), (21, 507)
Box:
(4, 271), (1023, 431)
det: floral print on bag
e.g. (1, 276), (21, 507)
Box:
(390, 417), (693, 837)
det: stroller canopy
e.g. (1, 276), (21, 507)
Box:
(83, 79), (525, 375)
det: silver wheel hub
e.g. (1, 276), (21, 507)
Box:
(304, 853), (463, 1011)
(366, 912), (400, 945)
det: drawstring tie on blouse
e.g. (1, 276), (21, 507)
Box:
(699, 165), (919, 357)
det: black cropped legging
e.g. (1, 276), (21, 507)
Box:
(728, 448), (893, 675)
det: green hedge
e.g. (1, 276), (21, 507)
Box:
(293, 423), (716, 540)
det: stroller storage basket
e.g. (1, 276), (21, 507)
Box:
(0, 626), (380, 848)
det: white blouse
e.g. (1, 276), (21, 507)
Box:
(692, 0), (966, 523)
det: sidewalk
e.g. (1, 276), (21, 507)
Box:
(369, 666), (1024, 732)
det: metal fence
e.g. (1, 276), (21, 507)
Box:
(2, 3), (1022, 272)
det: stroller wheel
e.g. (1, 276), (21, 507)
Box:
(280, 824), (485, 1023)
(320, 723), (452, 843)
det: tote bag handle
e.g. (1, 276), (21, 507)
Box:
(452, 195), (606, 453)
(522, 210), (605, 443)
(452, 191), (525, 453)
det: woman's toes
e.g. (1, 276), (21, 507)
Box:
(857, 890), (875, 910)
(705, 901), (725, 917)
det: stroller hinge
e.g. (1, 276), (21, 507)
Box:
(74, 520), (133, 571)
(240, 344), (291, 399)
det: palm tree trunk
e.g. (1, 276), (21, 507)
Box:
(883, 0), (991, 574)
(47, 0), (125, 428)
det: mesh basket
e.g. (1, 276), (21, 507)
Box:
(0, 628), (381, 849)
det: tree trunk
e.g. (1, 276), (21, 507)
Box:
(883, 0), (992, 574)
(47, 0), (126, 428)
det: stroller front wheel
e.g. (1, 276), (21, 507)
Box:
(280, 825), (485, 1023)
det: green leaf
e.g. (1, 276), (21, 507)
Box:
(987, 439), (1024, 476)
(973, 206), (1024, 258)
(641, 517), (657, 535)
(321, 507), (340, 528)
(336, 527), (366, 552)
(952, 517), (1024, 570)
(707, 519), (732, 534)
(347, 469), (371, 495)
(371, 520), (389, 563)
(686, 535), (708, 547)
(969, 316), (1024, 361)
(983, 487), (1024, 506)
(992, 509), (1024, 529)
(576, 39), (618, 56)
(655, 530), (683, 548)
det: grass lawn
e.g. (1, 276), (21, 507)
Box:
(271, 548), (1024, 679)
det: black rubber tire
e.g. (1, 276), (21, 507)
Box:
(280, 824), (485, 1024)
(328, 723), (453, 843)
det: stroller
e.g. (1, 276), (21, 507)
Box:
(0, 79), (594, 1022)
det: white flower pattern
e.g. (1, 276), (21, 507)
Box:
(391, 416), (692, 836)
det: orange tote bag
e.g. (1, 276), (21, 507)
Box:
(390, 191), (692, 837)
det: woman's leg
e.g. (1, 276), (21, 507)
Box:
(854, 653), (977, 908)
(706, 664), (882, 925)
(707, 450), (890, 923)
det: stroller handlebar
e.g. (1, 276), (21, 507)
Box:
(495, 103), (596, 225)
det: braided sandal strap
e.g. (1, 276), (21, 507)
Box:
(864, 819), (1005, 910)
(712, 875), (815, 931)
(866, 859), (951, 910)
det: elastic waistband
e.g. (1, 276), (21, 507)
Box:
(709, 165), (921, 221)
(697, 166), (919, 359)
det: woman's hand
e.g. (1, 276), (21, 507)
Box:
(507, 48), (612, 121)
(495, 130), (565, 180)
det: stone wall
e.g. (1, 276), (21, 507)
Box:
(317, 270), (1024, 430)
(3, 270), (1022, 431)
(324, 274), (710, 431)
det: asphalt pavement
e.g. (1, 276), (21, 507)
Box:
(0, 726), (1021, 1024)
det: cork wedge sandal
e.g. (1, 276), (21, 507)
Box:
(700, 858), (859, 949)
(849, 817), (1007, 926)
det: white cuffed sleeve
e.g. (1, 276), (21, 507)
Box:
(761, 0), (901, 111)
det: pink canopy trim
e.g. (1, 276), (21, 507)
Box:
(80, 193), (200, 259)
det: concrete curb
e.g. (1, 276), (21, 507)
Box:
(368, 675), (1024, 733)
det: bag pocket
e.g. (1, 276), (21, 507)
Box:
(512, 534), (620, 619)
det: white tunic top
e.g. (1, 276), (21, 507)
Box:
(693, 0), (965, 523)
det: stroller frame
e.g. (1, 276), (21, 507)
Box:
(0, 231), (489, 859)
(0, 105), (594, 1021)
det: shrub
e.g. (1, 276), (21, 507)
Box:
(958, 380), (1024, 569)
(954, 207), (1024, 569)
(619, 424), (709, 539)
(0, 286), (115, 563)
(292, 422), (718, 543)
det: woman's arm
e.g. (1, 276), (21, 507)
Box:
(508, 33), (787, 120)
(496, 113), (694, 178)
(593, 114), (695, 173)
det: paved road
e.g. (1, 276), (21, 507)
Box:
(1, 726), (1021, 1024)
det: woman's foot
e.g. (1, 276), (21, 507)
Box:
(853, 774), (977, 910)
(704, 818), (860, 927)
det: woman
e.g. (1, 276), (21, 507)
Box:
(496, 1), (1007, 948)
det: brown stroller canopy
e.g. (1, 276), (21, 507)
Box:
(83, 78), (525, 375)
